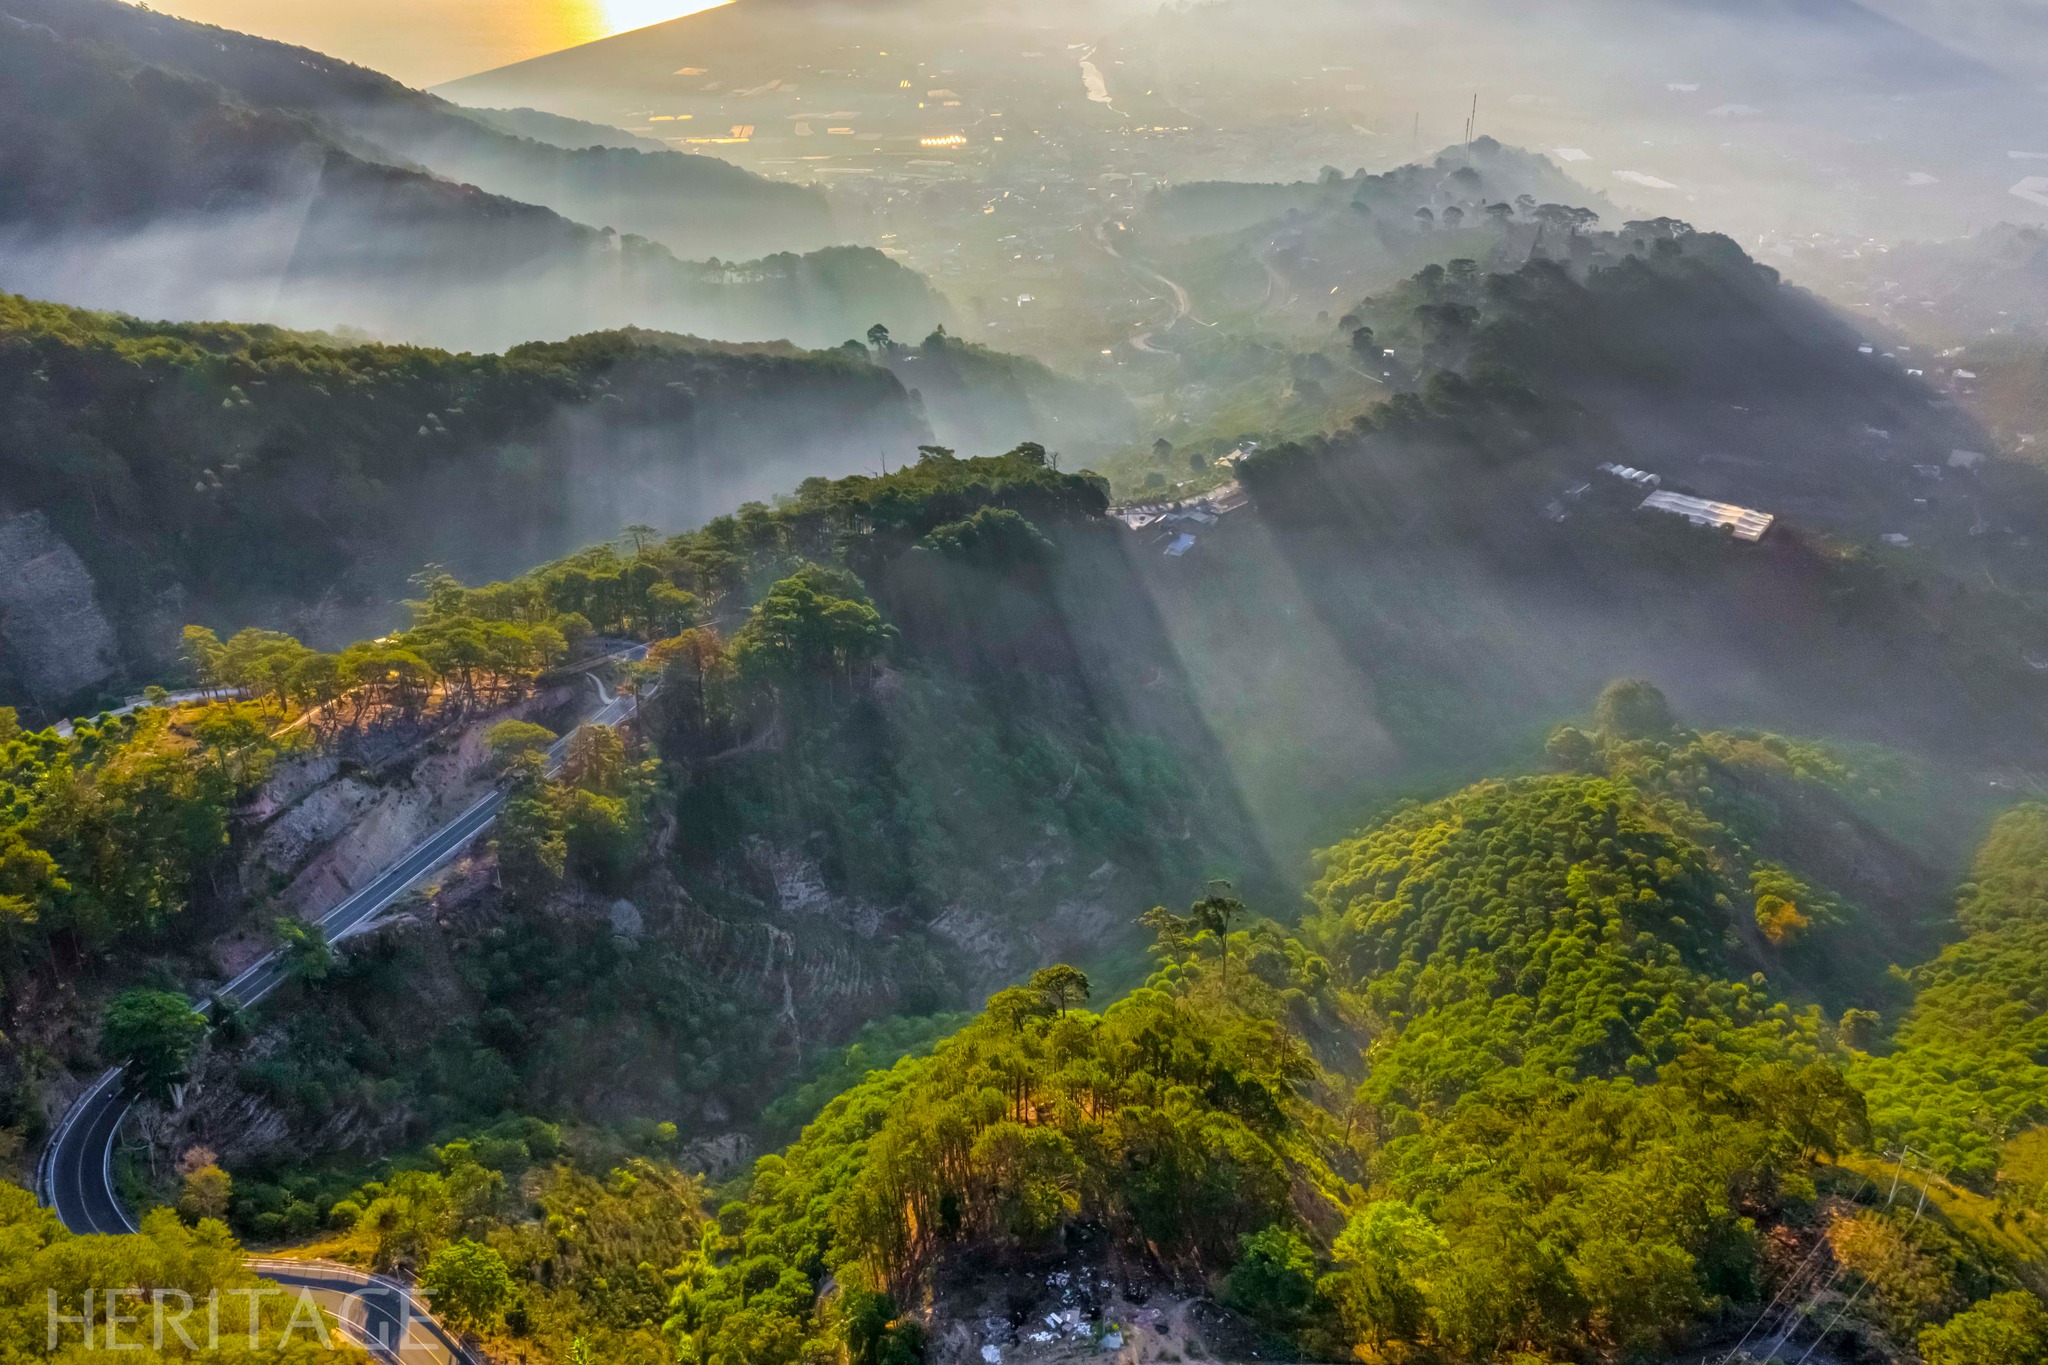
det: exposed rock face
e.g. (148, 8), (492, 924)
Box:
(242, 754), (344, 825)
(746, 837), (888, 936)
(929, 852), (1129, 995)
(246, 774), (384, 885)
(0, 511), (121, 706)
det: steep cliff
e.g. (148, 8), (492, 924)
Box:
(0, 511), (120, 709)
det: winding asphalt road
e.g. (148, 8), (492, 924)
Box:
(35, 657), (644, 1359)
(1089, 216), (1209, 354)
(245, 1258), (479, 1363)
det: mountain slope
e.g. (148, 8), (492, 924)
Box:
(454, 105), (669, 153)
(0, 294), (934, 711)
(0, 13), (943, 352)
(231, 714), (2034, 1365)
(1856, 804), (2048, 1182)
(0, 0), (840, 262)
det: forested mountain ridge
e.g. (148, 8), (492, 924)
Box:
(1328, 224), (2048, 570)
(0, 0), (840, 263)
(132, 696), (2048, 1365)
(869, 325), (1143, 460)
(647, 731), (2040, 1365)
(1129, 139), (1625, 330)
(1138, 138), (1618, 242)
(0, 13), (944, 352)
(7, 442), (2048, 1363)
(88, 450), (1265, 1199)
(1164, 231), (2048, 816)
(0, 294), (931, 715)
(455, 105), (668, 154)
(1856, 804), (2048, 1183)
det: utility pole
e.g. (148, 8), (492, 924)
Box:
(1467, 93), (1479, 147)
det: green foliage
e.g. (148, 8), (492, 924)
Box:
(488, 729), (656, 900)
(665, 948), (1322, 1365)
(1308, 774), (1796, 1113)
(0, 705), (286, 984)
(1594, 678), (1676, 743)
(1921, 1291), (2048, 1365)
(1750, 861), (1845, 950)
(729, 565), (892, 692)
(176, 1163), (234, 1224)
(655, 735), (1907, 1364)
(1142, 890), (1250, 984)
(1857, 805), (2048, 1182)
(1827, 1206), (1964, 1339)
(208, 709), (2048, 1365)
(1026, 964), (1090, 1017)
(1224, 1224), (1320, 1328)
(757, 1013), (972, 1142)
(1326, 1198), (1446, 1348)
(538, 447), (1232, 1002)
(484, 720), (556, 773)
(273, 917), (334, 987)
(299, 1135), (705, 1363)
(101, 988), (207, 1099)
(181, 600), (574, 738)
(492, 757), (569, 902)
(1294, 756), (1909, 1360)
(0, 1182), (353, 1363)
(420, 1238), (514, 1333)
(843, 1290), (927, 1365)
(0, 289), (923, 684)
(1334, 1058), (1863, 1360)
(915, 507), (1053, 576)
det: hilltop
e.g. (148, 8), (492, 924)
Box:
(0, 0), (841, 263)
(0, 4), (944, 351)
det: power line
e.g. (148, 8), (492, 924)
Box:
(1737, 1148), (1938, 1364)
(1717, 1157), (1884, 1364)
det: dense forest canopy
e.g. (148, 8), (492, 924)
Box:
(0, 701), (290, 1000)
(215, 697), (2039, 1365)
(0, 292), (932, 713)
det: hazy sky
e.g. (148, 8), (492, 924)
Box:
(145, 0), (730, 88)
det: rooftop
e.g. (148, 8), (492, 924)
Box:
(1598, 462), (1661, 487)
(1638, 490), (1775, 542)
(1110, 481), (1248, 531)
